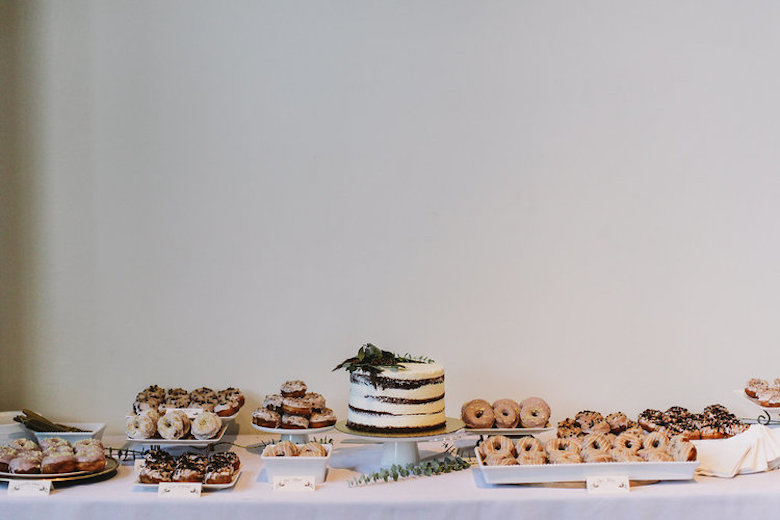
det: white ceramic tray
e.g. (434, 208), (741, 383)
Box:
(135, 471), (241, 490)
(126, 425), (227, 447)
(261, 444), (331, 484)
(464, 426), (554, 436)
(475, 449), (699, 484)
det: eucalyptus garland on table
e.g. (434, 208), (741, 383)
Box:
(348, 455), (471, 487)
(333, 343), (435, 375)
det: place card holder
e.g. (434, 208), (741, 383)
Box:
(158, 482), (202, 498)
(273, 475), (316, 492)
(586, 475), (630, 494)
(7, 480), (52, 497)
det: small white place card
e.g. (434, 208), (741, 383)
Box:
(134, 459), (145, 473)
(586, 476), (630, 494)
(8, 480), (52, 497)
(158, 482), (202, 498)
(273, 475), (316, 492)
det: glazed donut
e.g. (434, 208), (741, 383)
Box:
(581, 433), (612, 452)
(517, 452), (547, 465)
(461, 399), (496, 429)
(252, 407), (281, 428)
(492, 399), (521, 428)
(548, 451), (582, 464)
(613, 431), (643, 453)
(157, 411), (191, 440)
(610, 448), (644, 463)
(299, 442), (328, 457)
(75, 446), (106, 472)
(214, 396), (241, 417)
(205, 460), (234, 484)
(9, 454), (41, 474)
(73, 439), (103, 452)
(479, 435), (517, 458)
(642, 450), (673, 462)
(515, 437), (544, 454)
(191, 411), (222, 440)
(581, 448), (613, 463)
(126, 414), (157, 439)
(605, 412), (630, 433)
(41, 452), (76, 474)
(220, 387), (245, 406)
(0, 447), (18, 472)
(519, 397), (551, 428)
(39, 438), (69, 452)
(263, 394), (284, 413)
(280, 380), (307, 398)
(545, 437), (579, 455)
(642, 431), (669, 451)
(484, 454), (518, 466)
(11, 439), (40, 452)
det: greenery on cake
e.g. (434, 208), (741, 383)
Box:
(348, 455), (471, 487)
(333, 343), (434, 375)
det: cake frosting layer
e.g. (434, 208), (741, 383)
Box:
(347, 362), (446, 433)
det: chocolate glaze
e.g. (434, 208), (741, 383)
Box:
(350, 372), (444, 390)
(346, 420), (446, 433)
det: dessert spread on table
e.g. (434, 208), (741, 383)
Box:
(252, 380), (337, 430)
(334, 344), (445, 433)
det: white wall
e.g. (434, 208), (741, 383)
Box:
(4, 0), (780, 434)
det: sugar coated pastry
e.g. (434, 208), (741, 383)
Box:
(191, 411), (222, 440)
(127, 413), (157, 439)
(282, 396), (313, 417)
(309, 408), (337, 428)
(519, 397), (551, 428)
(492, 399), (521, 428)
(461, 399), (496, 429)
(252, 407), (281, 428)
(157, 411), (191, 440)
(280, 380), (307, 398)
(281, 414), (309, 429)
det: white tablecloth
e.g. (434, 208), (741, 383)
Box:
(2, 433), (780, 520)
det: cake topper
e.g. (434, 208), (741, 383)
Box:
(332, 343), (434, 375)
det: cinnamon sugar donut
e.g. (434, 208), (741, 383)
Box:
(461, 399), (496, 429)
(492, 399), (521, 428)
(519, 397), (551, 428)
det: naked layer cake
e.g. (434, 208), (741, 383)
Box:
(335, 344), (445, 433)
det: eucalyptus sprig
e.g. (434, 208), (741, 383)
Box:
(348, 455), (471, 487)
(333, 343), (434, 375)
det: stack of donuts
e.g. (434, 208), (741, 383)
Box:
(0, 438), (106, 474)
(126, 409), (223, 441)
(638, 404), (748, 439)
(745, 378), (780, 407)
(252, 380), (337, 430)
(133, 385), (245, 417)
(478, 431), (697, 466)
(461, 397), (551, 429)
(138, 449), (240, 484)
(261, 440), (330, 457)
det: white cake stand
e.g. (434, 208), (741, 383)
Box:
(335, 418), (464, 468)
(250, 423), (335, 444)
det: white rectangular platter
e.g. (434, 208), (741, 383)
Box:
(475, 449), (699, 484)
(135, 471), (241, 490)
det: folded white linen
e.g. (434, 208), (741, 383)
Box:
(693, 424), (780, 477)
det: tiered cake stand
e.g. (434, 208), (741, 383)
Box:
(336, 418), (464, 467)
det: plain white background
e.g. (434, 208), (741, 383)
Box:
(3, 1), (780, 434)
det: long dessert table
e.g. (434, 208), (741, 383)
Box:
(2, 433), (780, 520)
